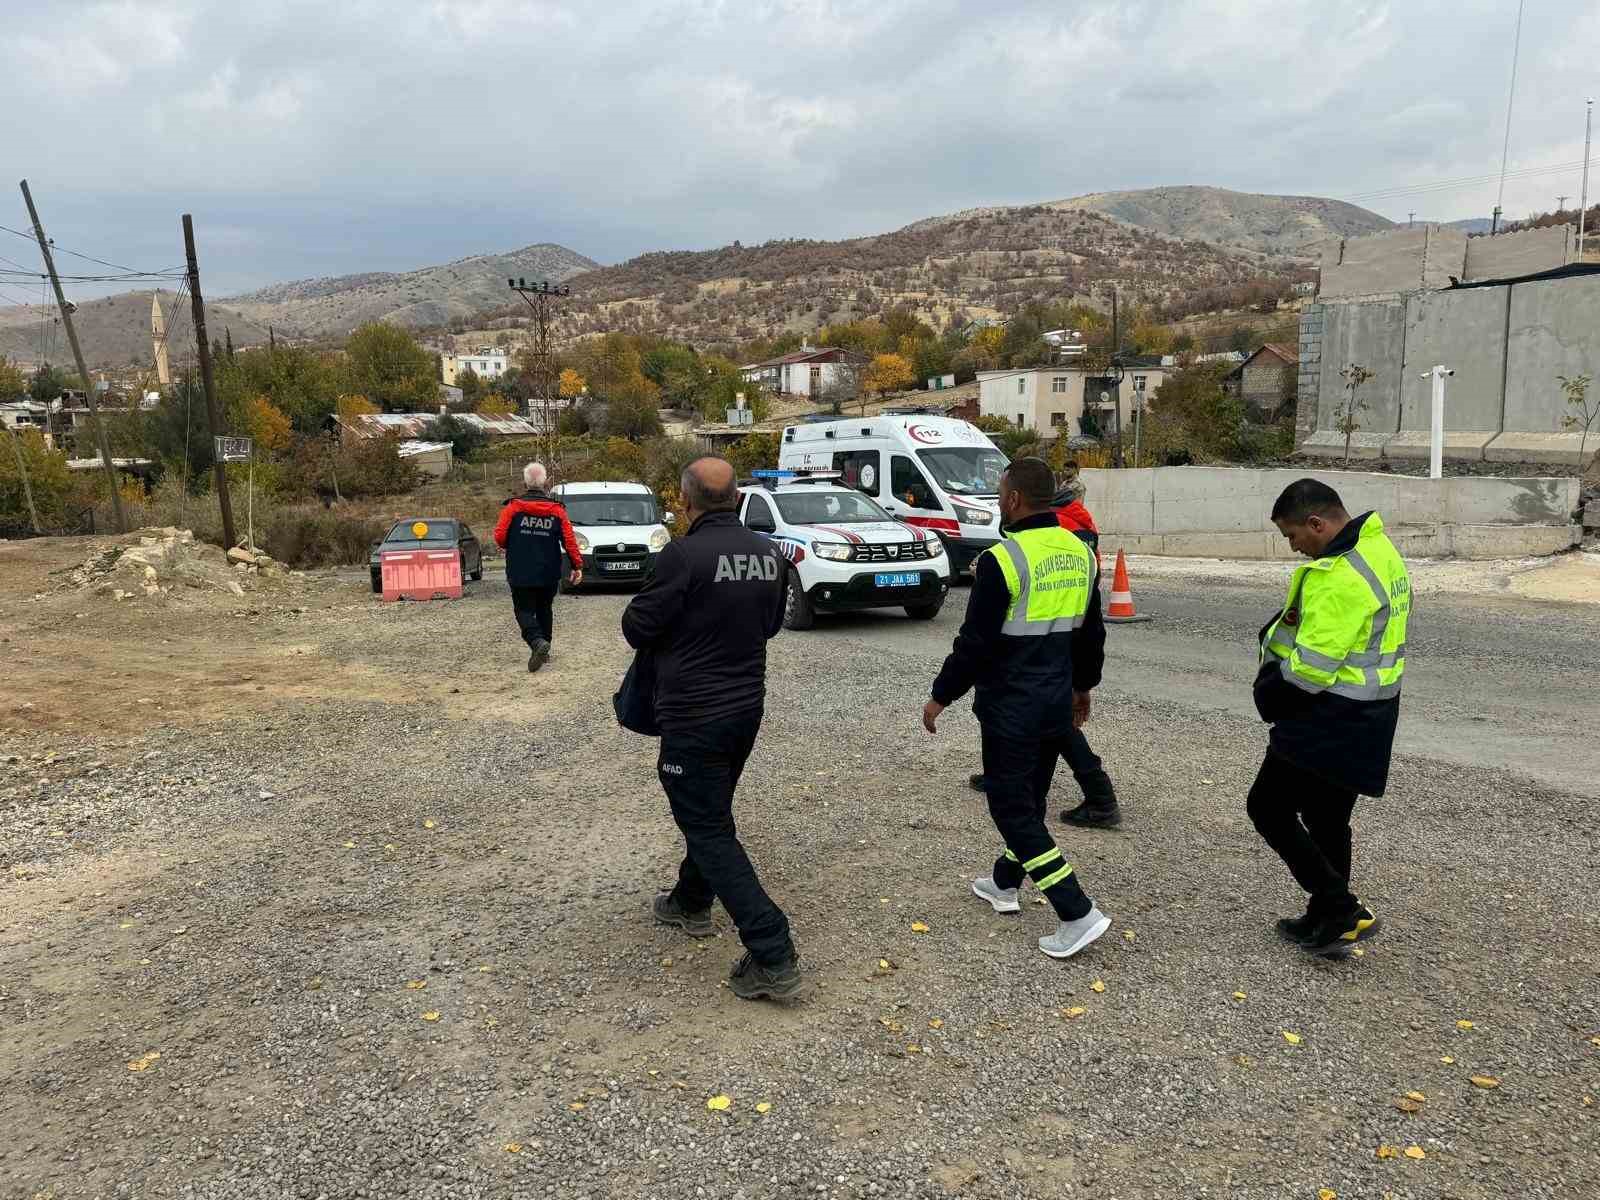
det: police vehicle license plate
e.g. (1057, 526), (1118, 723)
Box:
(606, 560), (641, 571)
(875, 572), (918, 587)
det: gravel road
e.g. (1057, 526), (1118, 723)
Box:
(2, 540), (1597, 1200)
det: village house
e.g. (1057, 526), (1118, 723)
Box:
(977, 359), (1169, 441)
(1226, 343), (1298, 418)
(740, 346), (867, 401)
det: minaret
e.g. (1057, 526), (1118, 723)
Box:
(151, 291), (171, 385)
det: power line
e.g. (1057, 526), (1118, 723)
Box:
(0, 220), (178, 276)
(1343, 157), (1597, 205)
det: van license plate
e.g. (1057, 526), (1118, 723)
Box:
(606, 561), (641, 571)
(875, 572), (918, 587)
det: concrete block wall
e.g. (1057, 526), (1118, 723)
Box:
(1463, 224), (1572, 281)
(1079, 466), (1579, 560)
(1320, 226), (1468, 300)
(1295, 305), (1323, 442)
(1300, 272), (1600, 464)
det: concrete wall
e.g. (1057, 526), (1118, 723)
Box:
(1079, 466), (1579, 560)
(1304, 300), (1405, 457)
(1391, 287), (1508, 458)
(1300, 271), (1600, 464)
(1320, 226), (1468, 300)
(1463, 224), (1572, 281)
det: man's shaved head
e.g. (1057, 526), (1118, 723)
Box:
(682, 457), (739, 513)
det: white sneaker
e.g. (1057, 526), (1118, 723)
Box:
(1039, 906), (1111, 959)
(970, 876), (1021, 914)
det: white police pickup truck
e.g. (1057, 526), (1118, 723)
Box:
(737, 471), (951, 630)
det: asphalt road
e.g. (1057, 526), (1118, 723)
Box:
(826, 568), (1600, 800)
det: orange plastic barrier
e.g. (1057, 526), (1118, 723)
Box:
(380, 549), (463, 602)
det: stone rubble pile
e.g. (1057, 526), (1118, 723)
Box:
(56, 528), (287, 601)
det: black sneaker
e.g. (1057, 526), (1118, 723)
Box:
(968, 773), (987, 793)
(728, 951), (803, 1000)
(527, 640), (550, 673)
(1300, 906), (1382, 956)
(1275, 912), (1318, 943)
(1060, 801), (1123, 828)
(652, 893), (714, 938)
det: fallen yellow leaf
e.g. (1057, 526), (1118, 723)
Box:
(423, 819), (436, 830)
(477, 965), (493, 973)
(1406, 1091), (1427, 1102)
(1283, 1031), (1302, 1045)
(1456, 1019), (1475, 1030)
(910, 922), (930, 933)
(126, 1051), (161, 1072)
(503, 1142), (523, 1154)
(1470, 1075), (1500, 1089)
(406, 980), (427, 990)
(755, 1102), (772, 1114)
(1441, 1056), (1455, 1065)
(929, 1018), (944, 1029)
(1404, 1145), (1426, 1160)
(1350, 946), (1365, 957)
(384, 842), (396, 851)
(1062, 1006), (1087, 1019)
(647, 1070), (659, 1077)
(569, 1101), (586, 1111)
(1583, 1095), (1594, 1107)
(1123, 929), (1135, 941)
(1394, 1097), (1425, 1114)
(421, 1011), (440, 1021)
(1319, 1190), (1337, 1200)
(1232, 991), (1247, 1001)
(877, 959), (892, 970)
(1589, 1036), (1600, 1048)
(1376, 1145), (1398, 1159)
(119, 922), (134, 930)
(1090, 980), (1106, 993)
(880, 1018), (904, 1033)
(906, 1044), (921, 1054)
(342, 841), (356, 849)
(706, 1094), (731, 1111)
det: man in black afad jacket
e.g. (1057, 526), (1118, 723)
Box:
(621, 457), (799, 1000)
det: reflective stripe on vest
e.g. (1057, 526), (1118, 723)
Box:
(987, 526), (1095, 637)
(1263, 517), (1410, 702)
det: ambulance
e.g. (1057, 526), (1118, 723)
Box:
(778, 412), (1008, 574)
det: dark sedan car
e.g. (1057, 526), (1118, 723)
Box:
(369, 518), (484, 593)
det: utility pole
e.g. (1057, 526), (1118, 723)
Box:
(1557, 195), (1569, 213)
(1491, 0), (1526, 236)
(1580, 99), (1595, 263)
(510, 278), (570, 460)
(19, 179), (127, 533)
(7, 428), (42, 534)
(183, 213), (237, 549)
(1109, 289), (1124, 468)
(1408, 212), (1415, 229)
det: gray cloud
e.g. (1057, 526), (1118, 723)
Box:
(3, 0), (1596, 297)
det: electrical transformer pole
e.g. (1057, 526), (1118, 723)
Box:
(509, 279), (570, 461)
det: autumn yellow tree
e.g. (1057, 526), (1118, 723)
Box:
(244, 395), (292, 452)
(969, 327), (1006, 369)
(862, 353), (914, 406)
(477, 394), (515, 417)
(336, 393), (379, 419)
(558, 368), (587, 398)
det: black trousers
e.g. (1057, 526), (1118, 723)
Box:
(510, 585), (556, 649)
(982, 728), (1094, 922)
(1060, 726), (1115, 806)
(660, 709), (794, 966)
(1247, 751), (1359, 916)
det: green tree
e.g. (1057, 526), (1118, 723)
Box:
(1, 357), (26, 399)
(641, 342), (705, 410)
(342, 323), (438, 412)
(30, 363), (66, 404)
(1336, 363), (1372, 466)
(1146, 362), (1247, 462)
(215, 345), (344, 433)
(0, 427), (81, 536)
(726, 431), (780, 476)
(1558, 373), (1597, 469)
(603, 374), (664, 439)
(423, 413), (490, 461)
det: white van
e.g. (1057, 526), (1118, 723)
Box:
(551, 480), (672, 588)
(779, 413), (1008, 574)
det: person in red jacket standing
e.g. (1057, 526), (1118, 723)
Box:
(968, 462), (1122, 828)
(494, 462), (583, 672)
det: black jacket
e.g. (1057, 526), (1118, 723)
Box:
(930, 512), (1106, 738)
(1253, 512), (1401, 797)
(494, 490), (583, 589)
(621, 511), (784, 731)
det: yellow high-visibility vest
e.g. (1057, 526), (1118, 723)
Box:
(986, 524), (1095, 636)
(1262, 512), (1410, 701)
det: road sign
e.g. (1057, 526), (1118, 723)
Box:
(214, 436), (253, 462)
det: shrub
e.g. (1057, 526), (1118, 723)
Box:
(260, 508), (389, 568)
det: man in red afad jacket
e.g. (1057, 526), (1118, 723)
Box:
(968, 463), (1122, 828)
(494, 462), (583, 673)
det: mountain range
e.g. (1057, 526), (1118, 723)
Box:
(1, 187), (1408, 367)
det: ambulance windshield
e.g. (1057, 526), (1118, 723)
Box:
(916, 448), (1007, 496)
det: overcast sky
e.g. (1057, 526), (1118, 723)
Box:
(3, 0), (1597, 300)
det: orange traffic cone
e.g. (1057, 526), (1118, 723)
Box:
(1103, 548), (1152, 624)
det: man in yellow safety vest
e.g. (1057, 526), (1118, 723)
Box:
(1252, 478), (1411, 957)
(922, 456), (1112, 960)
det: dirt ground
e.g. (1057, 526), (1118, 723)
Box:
(2, 531), (1597, 1200)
